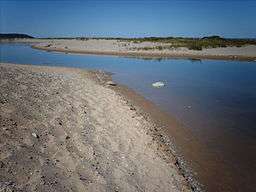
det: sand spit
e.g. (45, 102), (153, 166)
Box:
(2, 38), (256, 61)
(0, 63), (192, 192)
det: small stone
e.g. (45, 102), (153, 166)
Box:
(65, 135), (70, 140)
(32, 133), (39, 138)
(106, 81), (117, 86)
(80, 177), (87, 181)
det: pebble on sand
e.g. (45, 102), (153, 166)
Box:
(106, 81), (117, 86)
(32, 133), (39, 138)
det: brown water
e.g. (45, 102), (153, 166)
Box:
(1, 43), (256, 191)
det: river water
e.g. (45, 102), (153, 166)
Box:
(1, 43), (256, 191)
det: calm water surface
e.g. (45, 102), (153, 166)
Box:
(1, 43), (256, 192)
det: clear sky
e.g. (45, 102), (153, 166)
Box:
(0, 0), (256, 38)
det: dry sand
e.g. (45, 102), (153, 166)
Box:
(2, 38), (256, 61)
(0, 63), (192, 192)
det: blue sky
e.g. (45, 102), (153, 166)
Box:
(0, 0), (256, 38)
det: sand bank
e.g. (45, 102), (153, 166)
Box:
(0, 63), (194, 192)
(2, 38), (256, 61)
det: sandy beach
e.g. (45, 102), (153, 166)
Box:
(0, 63), (193, 192)
(2, 38), (256, 61)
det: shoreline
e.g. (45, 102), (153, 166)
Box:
(0, 62), (198, 191)
(1, 39), (256, 62)
(32, 44), (256, 62)
(88, 69), (203, 191)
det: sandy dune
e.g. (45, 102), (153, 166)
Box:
(0, 63), (192, 192)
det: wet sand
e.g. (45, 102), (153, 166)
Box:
(0, 63), (193, 192)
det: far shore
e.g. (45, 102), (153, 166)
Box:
(1, 38), (256, 61)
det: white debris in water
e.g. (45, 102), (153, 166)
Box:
(184, 105), (192, 109)
(152, 81), (165, 88)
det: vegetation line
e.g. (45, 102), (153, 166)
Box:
(1, 33), (256, 50)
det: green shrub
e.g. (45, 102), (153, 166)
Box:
(188, 43), (203, 50)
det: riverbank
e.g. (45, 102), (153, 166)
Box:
(0, 63), (193, 192)
(2, 38), (256, 61)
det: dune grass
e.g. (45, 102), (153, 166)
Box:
(87, 35), (256, 50)
(125, 36), (256, 50)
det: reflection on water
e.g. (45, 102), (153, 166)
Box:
(1, 43), (256, 192)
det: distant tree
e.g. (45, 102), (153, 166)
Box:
(0, 33), (34, 39)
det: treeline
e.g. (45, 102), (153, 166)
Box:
(0, 33), (34, 39)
